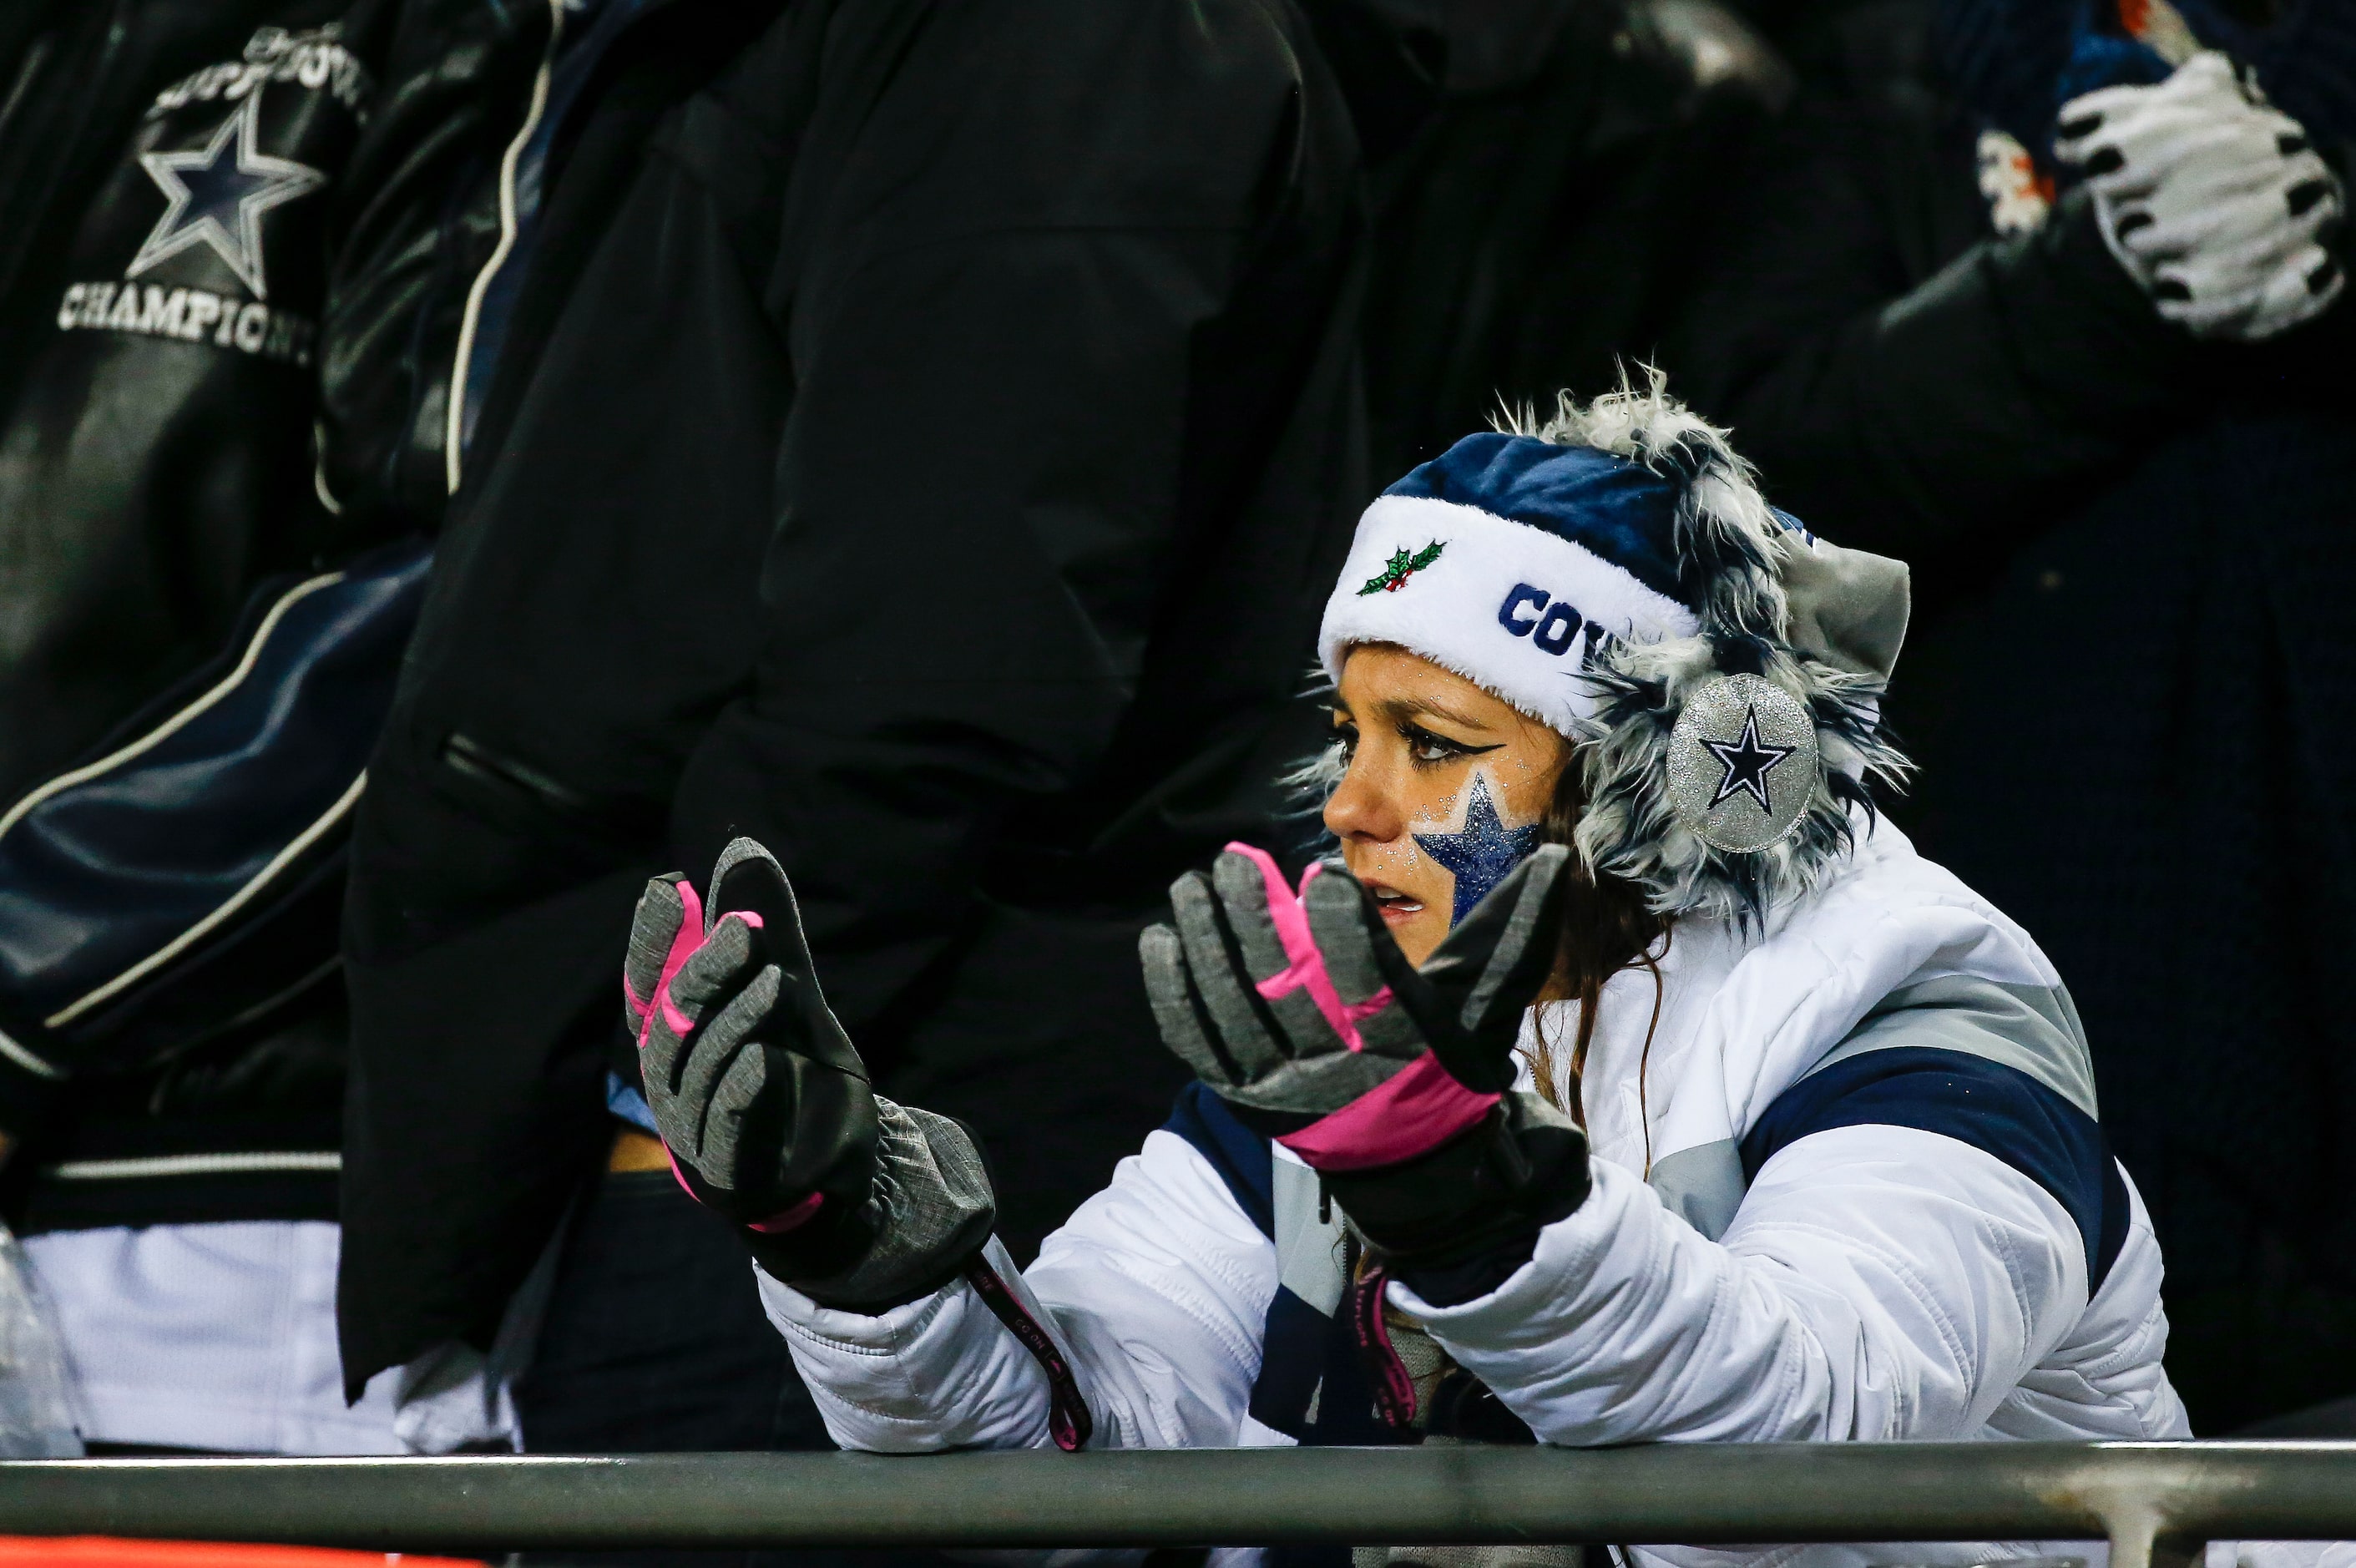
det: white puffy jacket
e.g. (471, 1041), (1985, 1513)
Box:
(759, 822), (2199, 1568)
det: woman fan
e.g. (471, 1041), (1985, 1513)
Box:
(619, 378), (2194, 1568)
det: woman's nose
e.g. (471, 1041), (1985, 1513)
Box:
(1323, 756), (1402, 844)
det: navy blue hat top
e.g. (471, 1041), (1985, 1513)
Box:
(1383, 431), (1686, 603)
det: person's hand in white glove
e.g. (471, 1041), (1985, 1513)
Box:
(2055, 51), (2343, 341)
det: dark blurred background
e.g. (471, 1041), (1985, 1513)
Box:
(0, 0), (2346, 1513)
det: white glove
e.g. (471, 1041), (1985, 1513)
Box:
(2055, 51), (2344, 341)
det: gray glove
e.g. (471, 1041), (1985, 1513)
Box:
(624, 837), (993, 1309)
(1140, 841), (1572, 1117)
(2056, 52), (2344, 340)
(1140, 840), (1586, 1279)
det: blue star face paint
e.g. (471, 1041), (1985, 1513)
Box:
(1412, 772), (1543, 923)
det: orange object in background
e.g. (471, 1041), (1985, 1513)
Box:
(0, 1542), (483, 1568)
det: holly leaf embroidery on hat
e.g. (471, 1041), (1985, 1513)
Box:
(1357, 539), (1444, 596)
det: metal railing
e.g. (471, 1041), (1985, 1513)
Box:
(3, 1443), (2353, 1566)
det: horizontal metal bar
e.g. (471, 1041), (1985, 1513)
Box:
(0, 1443), (2351, 1554)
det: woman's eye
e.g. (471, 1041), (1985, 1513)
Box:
(1405, 726), (1469, 765)
(1397, 723), (1504, 767)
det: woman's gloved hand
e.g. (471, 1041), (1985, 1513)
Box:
(2056, 51), (2344, 341)
(624, 838), (993, 1309)
(1140, 842), (1588, 1287)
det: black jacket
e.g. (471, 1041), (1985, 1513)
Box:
(0, 0), (406, 1234)
(1668, 0), (2356, 1432)
(331, 0), (1371, 1390)
(1363, 0), (1792, 479)
(1670, 0), (2353, 574)
(0, 0), (391, 801)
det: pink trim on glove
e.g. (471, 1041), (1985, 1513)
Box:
(625, 879), (705, 1026)
(1277, 1051), (1499, 1172)
(638, 880), (708, 1048)
(649, 904), (763, 1037)
(666, 1151), (823, 1235)
(1226, 842), (1393, 1053)
(747, 1191), (826, 1234)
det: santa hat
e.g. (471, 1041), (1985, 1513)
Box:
(1316, 375), (1913, 924)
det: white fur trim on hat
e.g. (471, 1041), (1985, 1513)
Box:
(1317, 493), (1699, 735)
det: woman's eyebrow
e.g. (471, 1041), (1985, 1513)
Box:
(1375, 691), (1495, 734)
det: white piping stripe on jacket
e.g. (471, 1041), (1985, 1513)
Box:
(442, 0), (565, 496)
(46, 1152), (341, 1181)
(45, 771), (367, 1027)
(0, 1024), (63, 1081)
(0, 569), (348, 843)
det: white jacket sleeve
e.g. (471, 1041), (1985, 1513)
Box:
(758, 1127), (1276, 1452)
(1398, 1125), (2088, 1444)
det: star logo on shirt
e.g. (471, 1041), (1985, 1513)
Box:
(1412, 774), (1541, 923)
(1701, 705), (1797, 813)
(129, 92), (326, 301)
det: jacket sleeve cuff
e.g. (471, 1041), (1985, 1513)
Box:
(747, 1099), (996, 1312)
(1385, 1150), (1634, 1330)
(1323, 1092), (1590, 1292)
(756, 1236), (1067, 1453)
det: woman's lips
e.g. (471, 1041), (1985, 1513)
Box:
(1365, 882), (1426, 927)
